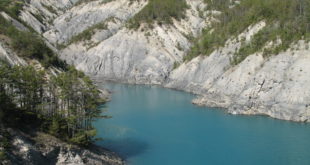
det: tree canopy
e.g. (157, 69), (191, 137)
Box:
(0, 63), (105, 146)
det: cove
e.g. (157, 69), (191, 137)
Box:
(94, 83), (310, 165)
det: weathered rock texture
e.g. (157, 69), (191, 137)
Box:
(15, 0), (310, 122)
(2, 128), (124, 165)
(58, 0), (208, 84)
(166, 23), (310, 122)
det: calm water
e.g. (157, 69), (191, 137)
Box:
(94, 83), (310, 165)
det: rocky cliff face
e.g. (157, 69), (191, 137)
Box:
(16, 0), (310, 122)
(58, 0), (208, 84)
(166, 22), (310, 122)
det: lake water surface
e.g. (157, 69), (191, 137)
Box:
(94, 83), (310, 165)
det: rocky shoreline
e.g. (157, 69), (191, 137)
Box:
(11, 0), (310, 126)
(95, 77), (310, 123)
(51, 0), (310, 123)
(1, 128), (124, 165)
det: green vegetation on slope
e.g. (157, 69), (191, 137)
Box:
(0, 0), (24, 20)
(0, 3), (106, 146)
(0, 63), (105, 146)
(185, 0), (310, 64)
(63, 21), (107, 47)
(0, 15), (67, 69)
(128, 0), (188, 29)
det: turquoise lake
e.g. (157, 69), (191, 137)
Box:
(94, 83), (310, 165)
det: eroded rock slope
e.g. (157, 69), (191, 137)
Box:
(18, 0), (310, 122)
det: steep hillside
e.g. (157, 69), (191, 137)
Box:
(14, 0), (310, 122)
(166, 0), (310, 122)
(57, 0), (208, 84)
(18, 0), (207, 84)
(0, 1), (123, 164)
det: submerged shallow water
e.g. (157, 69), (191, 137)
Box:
(94, 83), (310, 165)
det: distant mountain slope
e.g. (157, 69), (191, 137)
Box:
(13, 0), (310, 122)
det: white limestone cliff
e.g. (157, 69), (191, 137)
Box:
(16, 0), (310, 122)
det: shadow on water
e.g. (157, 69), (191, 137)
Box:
(98, 138), (149, 159)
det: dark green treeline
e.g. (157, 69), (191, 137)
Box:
(0, 63), (105, 146)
